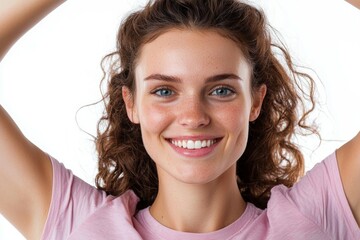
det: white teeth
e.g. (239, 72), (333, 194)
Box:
(187, 140), (195, 149)
(171, 139), (215, 149)
(194, 140), (202, 149)
(182, 140), (187, 148)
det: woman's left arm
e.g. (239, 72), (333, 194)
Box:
(346, 0), (360, 10)
(333, 0), (360, 228)
(336, 131), (360, 227)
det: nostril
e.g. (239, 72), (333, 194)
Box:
(178, 112), (210, 128)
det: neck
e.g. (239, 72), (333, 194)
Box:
(150, 166), (246, 233)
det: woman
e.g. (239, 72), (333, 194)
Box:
(0, 0), (359, 239)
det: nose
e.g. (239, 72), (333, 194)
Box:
(177, 96), (210, 128)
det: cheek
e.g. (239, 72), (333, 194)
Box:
(137, 102), (175, 165)
(217, 102), (251, 130)
(219, 102), (251, 154)
(137, 102), (172, 135)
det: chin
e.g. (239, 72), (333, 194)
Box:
(172, 166), (227, 185)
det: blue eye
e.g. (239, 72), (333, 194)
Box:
(210, 87), (234, 97)
(153, 88), (173, 97)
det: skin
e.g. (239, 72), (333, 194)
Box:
(123, 29), (267, 232)
(0, 0), (64, 239)
(337, 132), (360, 225)
(0, 0), (63, 61)
(346, 0), (360, 9)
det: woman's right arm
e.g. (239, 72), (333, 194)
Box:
(0, 0), (65, 239)
(0, 0), (64, 60)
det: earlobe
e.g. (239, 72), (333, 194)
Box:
(122, 86), (139, 124)
(250, 84), (267, 122)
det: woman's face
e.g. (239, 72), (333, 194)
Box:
(123, 29), (266, 185)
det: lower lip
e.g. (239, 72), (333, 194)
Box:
(168, 139), (221, 158)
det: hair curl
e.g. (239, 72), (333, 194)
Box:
(95, 0), (318, 210)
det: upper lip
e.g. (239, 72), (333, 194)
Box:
(165, 136), (222, 141)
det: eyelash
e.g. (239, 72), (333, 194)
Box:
(150, 85), (236, 98)
(151, 87), (174, 97)
(210, 86), (235, 97)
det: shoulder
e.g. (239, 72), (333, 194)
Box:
(42, 156), (140, 239)
(235, 192), (329, 239)
(64, 190), (141, 239)
(266, 151), (360, 239)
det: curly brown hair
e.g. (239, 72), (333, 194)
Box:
(95, 0), (318, 210)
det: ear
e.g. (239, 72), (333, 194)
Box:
(249, 84), (267, 122)
(122, 86), (139, 124)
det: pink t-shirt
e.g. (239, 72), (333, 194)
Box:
(41, 152), (360, 239)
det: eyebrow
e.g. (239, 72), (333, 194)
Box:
(143, 73), (243, 82)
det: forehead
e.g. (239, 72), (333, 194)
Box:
(135, 29), (251, 81)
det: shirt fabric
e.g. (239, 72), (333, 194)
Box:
(41, 152), (360, 239)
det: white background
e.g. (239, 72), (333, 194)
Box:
(0, 0), (359, 239)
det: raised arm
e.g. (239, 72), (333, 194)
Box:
(337, 132), (360, 227)
(0, 0), (65, 239)
(346, 0), (360, 10)
(335, 2), (360, 228)
(0, 0), (64, 60)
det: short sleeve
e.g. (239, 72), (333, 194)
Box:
(288, 152), (360, 239)
(41, 156), (108, 239)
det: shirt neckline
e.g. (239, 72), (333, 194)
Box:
(135, 202), (259, 240)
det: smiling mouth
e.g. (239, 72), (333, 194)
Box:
(170, 139), (218, 150)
